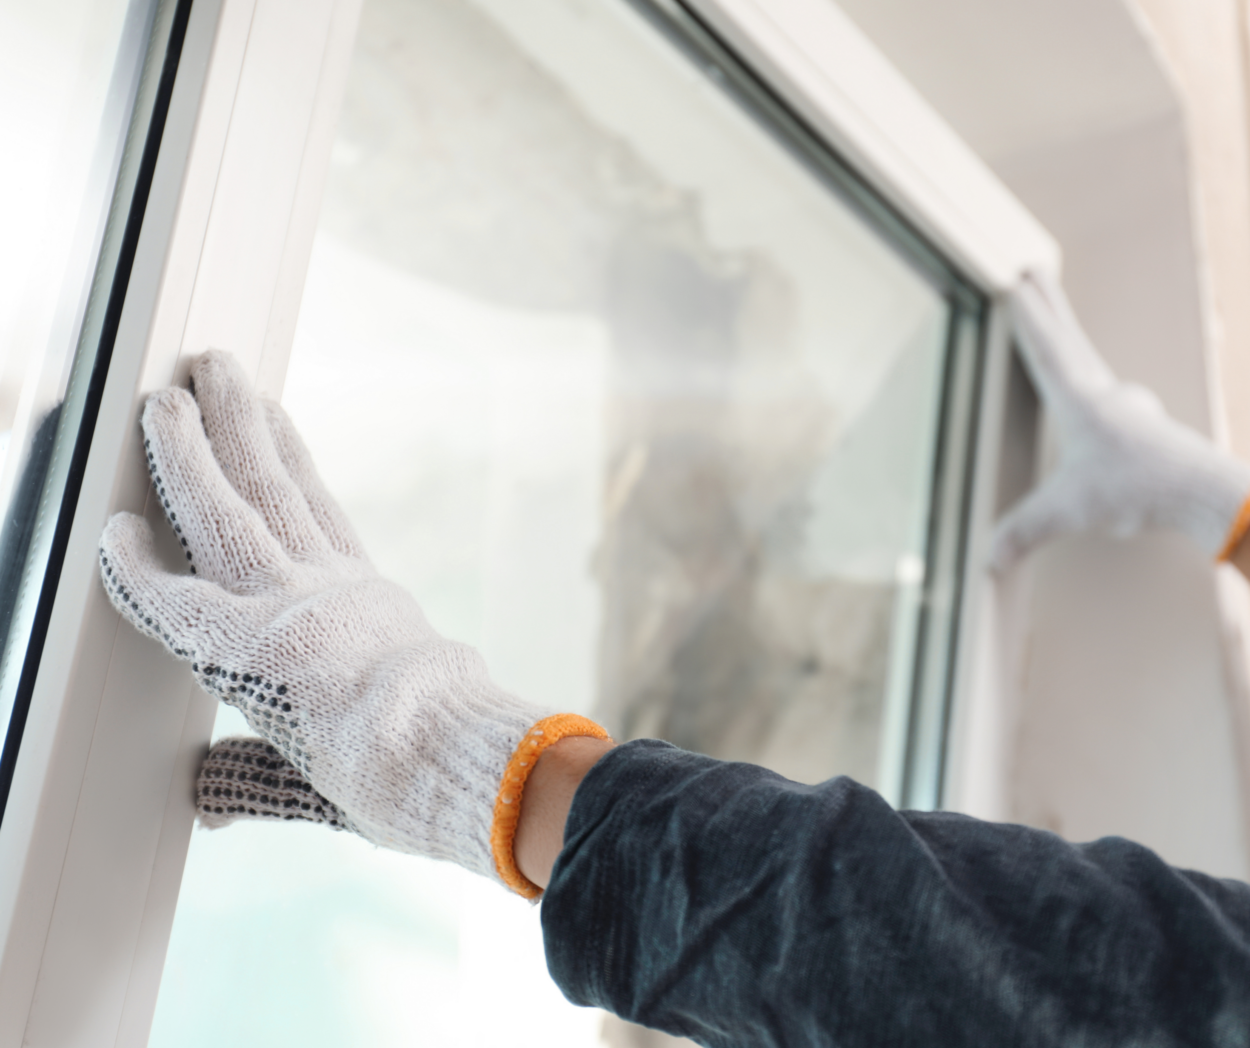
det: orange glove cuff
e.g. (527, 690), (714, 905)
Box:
(1217, 494), (1250, 562)
(489, 714), (611, 898)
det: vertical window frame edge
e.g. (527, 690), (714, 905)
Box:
(0, 0), (364, 1040)
(0, 1), (224, 1040)
(0, 0), (196, 827)
(939, 299), (1025, 820)
(901, 298), (989, 810)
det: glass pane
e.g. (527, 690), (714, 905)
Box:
(0, 0), (189, 818)
(154, 1), (982, 1046)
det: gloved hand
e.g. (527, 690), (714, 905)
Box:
(100, 351), (606, 897)
(990, 272), (1250, 570)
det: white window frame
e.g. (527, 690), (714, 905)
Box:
(0, 0), (1056, 1043)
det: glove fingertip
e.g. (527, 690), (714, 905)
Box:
(189, 350), (258, 413)
(99, 511), (155, 563)
(190, 348), (247, 380)
(987, 527), (1025, 575)
(142, 385), (198, 429)
(990, 488), (1073, 572)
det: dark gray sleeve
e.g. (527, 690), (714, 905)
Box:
(541, 739), (1250, 1048)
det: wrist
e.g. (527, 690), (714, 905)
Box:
(512, 734), (615, 892)
(488, 714), (613, 897)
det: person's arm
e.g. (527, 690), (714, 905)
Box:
(541, 740), (1250, 1048)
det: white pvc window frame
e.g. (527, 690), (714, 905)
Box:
(0, 0), (1056, 1043)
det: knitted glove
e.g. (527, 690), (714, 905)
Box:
(100, 351), (606, 897)
(990, 273), (1250, 570)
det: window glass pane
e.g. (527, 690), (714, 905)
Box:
(153, 1), (981, 1045)
(0, 0), (185, 817)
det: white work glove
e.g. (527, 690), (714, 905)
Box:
(100, 352), (606, 896)
(990, 273), (1250, 569)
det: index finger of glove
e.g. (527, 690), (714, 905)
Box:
(142, 386), (289, 591)
(99, 511), (236, 661)
(1010, 271), (1118, 408)
(191, 352), (332, 560)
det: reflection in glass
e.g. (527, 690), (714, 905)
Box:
(153, 1), (980, 1046)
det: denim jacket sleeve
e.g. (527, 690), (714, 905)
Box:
(541, 740), (1250, 1048)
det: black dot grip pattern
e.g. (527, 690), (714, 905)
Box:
(192, 660), (310, 776)
(197, 736), (351, 831)
(99, 551), (195, 658)
(144, 436), (196, 574)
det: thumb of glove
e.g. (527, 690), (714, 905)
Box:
(196, 737), (353, 832)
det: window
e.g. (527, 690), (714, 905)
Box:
(0, 0), (1055, 1042)
(151, 1), (983, 1044)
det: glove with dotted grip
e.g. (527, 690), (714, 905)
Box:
(991, 272), (1250, 570)
(100, 351), (561, 887)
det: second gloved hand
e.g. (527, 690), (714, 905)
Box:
(991, 273), (1250, 569)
